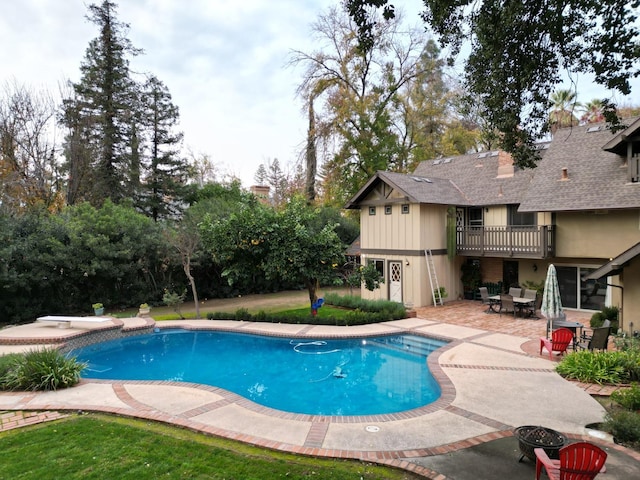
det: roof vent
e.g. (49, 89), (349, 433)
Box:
(586, 126), (601, 133)
(490, 151), (499, 157)
(442, 158), (452, 164)
(478, 153), (488, 159)
(433, 159), (442, 165)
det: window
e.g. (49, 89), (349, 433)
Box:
(367, 259), (384, 277)
(369, 206), (376, 216)
(401, 204), (410, 214)
(467, 207), (483, 227)
(384, 205), (392, 215)
(508, 205), (536, 226)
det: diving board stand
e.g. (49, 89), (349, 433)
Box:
(37, 315), (111, 329)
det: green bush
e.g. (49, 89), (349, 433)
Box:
(603, 410), (640, 449)
(590, 306), (619, 330)
(611, 383), (640, 411)
(555, 351), (626, 384)
(1, 348), (86, 391)
(204, 295), (408, 326)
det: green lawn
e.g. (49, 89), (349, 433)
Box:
(0, 413), (421, 479)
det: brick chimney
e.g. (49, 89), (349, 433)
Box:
(250, 185), (270, 204)
(496, 151), (514, 178)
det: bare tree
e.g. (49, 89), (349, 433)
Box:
(0, 80), (61, 214)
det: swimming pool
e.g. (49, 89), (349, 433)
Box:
(70, 330), (447, 416)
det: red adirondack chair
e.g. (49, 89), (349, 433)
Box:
(535, 441), (607, 480)
(540, 328), (574, 360)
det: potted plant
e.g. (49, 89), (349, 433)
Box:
(138, 303), (151, 316)
(92, 303), (104, 316)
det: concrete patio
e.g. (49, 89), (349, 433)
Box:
(1, 300), (638, 479)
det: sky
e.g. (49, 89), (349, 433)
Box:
(1, 1), (637, 188)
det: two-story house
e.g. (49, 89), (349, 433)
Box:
(345, 118), (640, 335)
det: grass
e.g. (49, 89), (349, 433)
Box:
(0, 413), (421, 479)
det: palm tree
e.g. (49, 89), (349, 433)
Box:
(580, 99), (605, 124)
(548, 89), (581, 134)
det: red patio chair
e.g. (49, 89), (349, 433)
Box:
(540, 328), (574, 360)
(535, 441), (607, 480)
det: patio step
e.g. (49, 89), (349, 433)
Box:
(371, 334), (447, 357)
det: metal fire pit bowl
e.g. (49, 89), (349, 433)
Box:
(514, 425), (567, 462)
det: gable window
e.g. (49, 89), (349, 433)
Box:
(369, 206), (376, 216)
(385, 205), (392, 215)
(508, 205), (536, 226)
(401, 204), (410, 214)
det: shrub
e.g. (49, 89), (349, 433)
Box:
(611, 384), (640, 411)
(1, 348), (86, 391)
(590, 306), (619, 330)
(555, 351), (626, 384)
(603, 410), (640, 449)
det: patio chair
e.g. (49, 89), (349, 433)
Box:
(509, 286), (523, 298)
(522, 289), (539, 318)
(535, 441), (607, 480)
(499, 294), (516, 317)
(578, 325), (611, 352)
(540, 328), (574, 360)
(479, 287), (497, 313)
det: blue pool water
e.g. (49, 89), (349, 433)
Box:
(70, 330), (446, 416)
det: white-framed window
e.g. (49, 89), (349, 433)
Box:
(369, 206), (376, 215)
(385, 205), (392, 215)
(367, 259), (384, 277)
(401, 204), (410, 214)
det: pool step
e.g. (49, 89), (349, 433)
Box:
(371, 334), (447, 357)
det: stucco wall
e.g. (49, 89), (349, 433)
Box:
(555, 210), (640, 258)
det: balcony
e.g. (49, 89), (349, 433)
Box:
(457, 225), (555, 258)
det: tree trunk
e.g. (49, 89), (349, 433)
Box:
(183, 255), (200, 319)
(306, 278), (318, 312)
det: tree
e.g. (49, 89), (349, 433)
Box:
(548, 89), (580, 135)
(200, 197), (346, 311)
(136, 74), (188, 221)
(580, 99), (605, 124)
(164, 215), (202, 318)
(0, 82), (62, 214)
(292, 6), (463, 205)
(60, 0), (141, 205)
(346, 0), (640, 168)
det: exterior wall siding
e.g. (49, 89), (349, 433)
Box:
(555, 210), (640, 258)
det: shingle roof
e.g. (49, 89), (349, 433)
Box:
(345, 118), (640, 212)
(412, 151), (538, 206)
(519, 119), (640, 212)
(344, 170), (468, 208)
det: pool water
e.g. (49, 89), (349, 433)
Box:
(70, 330), (446, 416)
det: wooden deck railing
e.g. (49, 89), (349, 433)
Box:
(456, 225), (554, 258)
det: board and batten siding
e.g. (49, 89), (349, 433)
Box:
(359, 200), (460, 307)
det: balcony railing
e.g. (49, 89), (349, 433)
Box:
(457, 225), (554, 258)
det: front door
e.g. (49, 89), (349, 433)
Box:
(389, 261), (402, 303)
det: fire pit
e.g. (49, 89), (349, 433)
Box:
(514, 425), (567, 462)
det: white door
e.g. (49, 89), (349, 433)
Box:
(389, 261), (402, 303)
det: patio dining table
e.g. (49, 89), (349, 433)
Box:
(488, 295), (536, 316)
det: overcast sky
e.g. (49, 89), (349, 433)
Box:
(1, 1), (637, 187)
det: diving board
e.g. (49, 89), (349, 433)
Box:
(37, 315), (111, 329)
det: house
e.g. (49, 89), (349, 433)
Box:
(345, 118), (640, 334)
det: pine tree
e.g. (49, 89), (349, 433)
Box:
(60, 0), (141, 205)
(136, 74), (188, 221)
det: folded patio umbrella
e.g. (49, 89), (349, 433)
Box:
(541, 264), (564, 338)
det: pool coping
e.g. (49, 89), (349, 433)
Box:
(2, 315), (639, 479)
